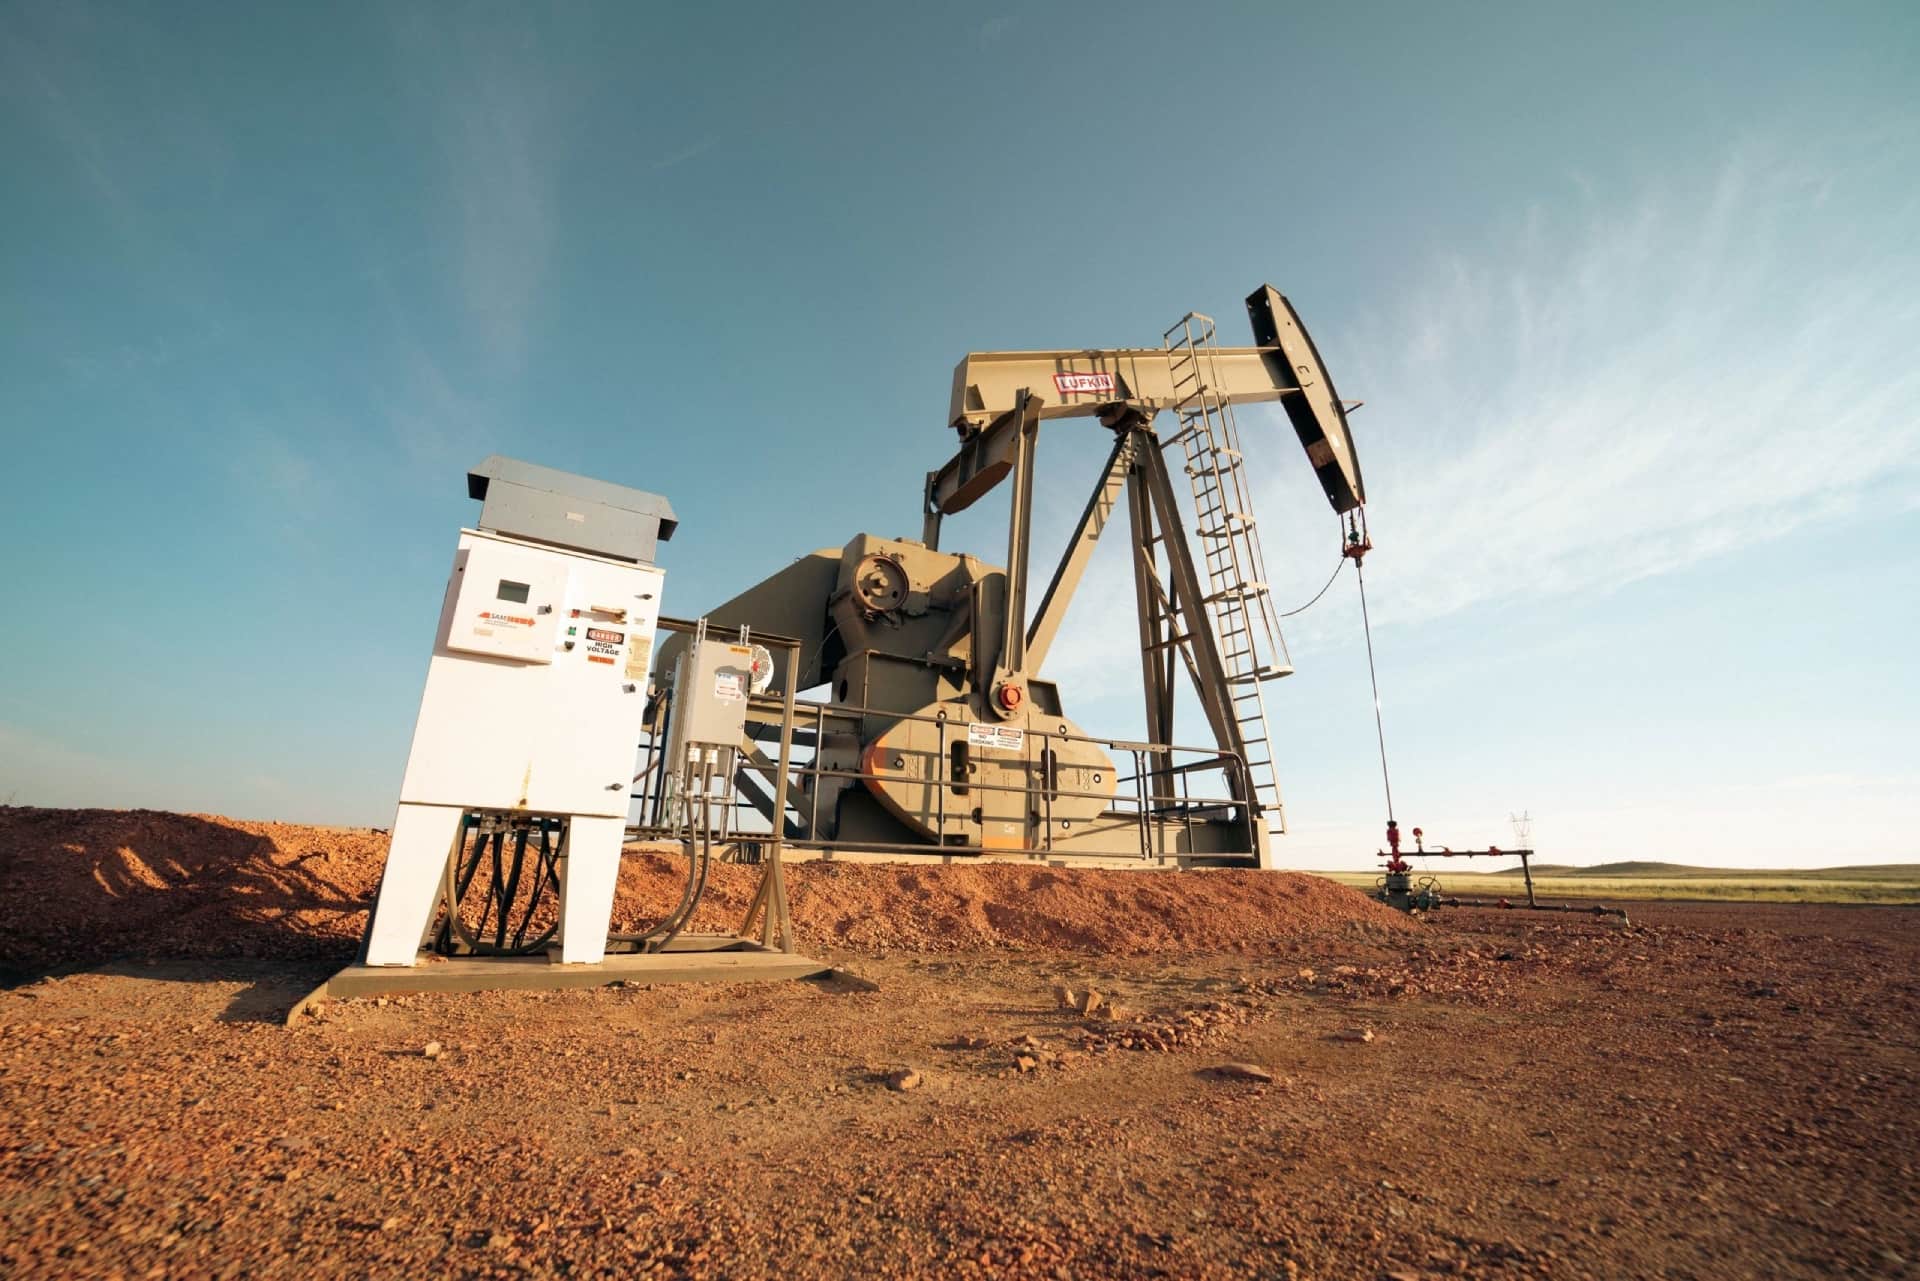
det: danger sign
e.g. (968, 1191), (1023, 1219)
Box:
(967, 722), (1025, 752)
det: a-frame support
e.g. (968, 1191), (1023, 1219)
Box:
(1012, 414), (1262, 826)
(1122, 431), (1258, 818)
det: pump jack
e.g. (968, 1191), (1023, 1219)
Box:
(644, 286), (1365, 869)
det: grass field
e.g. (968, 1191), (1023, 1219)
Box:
(1313, 863), (1920, 905)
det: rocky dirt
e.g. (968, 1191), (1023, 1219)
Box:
(1, 808), (1916, 1278)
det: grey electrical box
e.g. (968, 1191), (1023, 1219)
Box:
(667, 639), (757, 773)
(466, 455), (677, 565)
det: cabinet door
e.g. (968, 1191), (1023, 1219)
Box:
(443, 541), (568, 664)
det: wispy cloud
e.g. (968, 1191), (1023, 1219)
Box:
(1041, 135), (1920, 698)
(977, 16), (1016, 44)
(1290, 136), (1920, 633)
(0, 7), (145, 249)
(1021, 135), (1920, 756)
(373, 274), (495, 477)
(653, 134), (718, 171)
(393, 13), (559, 375)
(1, 5), (230, 341)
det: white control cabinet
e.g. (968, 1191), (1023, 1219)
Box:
(399, 530), (662, 816)
(365, 528), (664, 966)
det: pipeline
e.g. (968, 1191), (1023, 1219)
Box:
(1450, 896), (1632, 926)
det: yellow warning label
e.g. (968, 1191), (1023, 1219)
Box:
(626, 635), (653, 681)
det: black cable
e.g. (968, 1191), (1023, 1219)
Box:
(651, 762), (715, 953)
(520, 822), (555, 936)
(497, 828), (529, 949)
(437, 818), (562, 957)
(1278, 557), (1347, 618)
(480, 831), (506, 944)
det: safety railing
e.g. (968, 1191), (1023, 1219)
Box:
(627, 620), (1257, 862)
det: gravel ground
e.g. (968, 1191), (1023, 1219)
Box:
(1, 810), (1916, 1278)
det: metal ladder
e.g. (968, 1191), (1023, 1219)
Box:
(1162, 312), (1292, 831)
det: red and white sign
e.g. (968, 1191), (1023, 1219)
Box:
(1052, 371), (1117, 396)
(967, 722), (1026, 752)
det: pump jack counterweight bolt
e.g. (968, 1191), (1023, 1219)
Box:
(996, 683), (1023, 711)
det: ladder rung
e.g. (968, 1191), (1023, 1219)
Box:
(1228, 666), (1294, 684)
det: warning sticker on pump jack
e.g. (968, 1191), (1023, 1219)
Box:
(713, 670), (745, 702)
(586, 628), (624, 644)
(967, 722), (1025, 752)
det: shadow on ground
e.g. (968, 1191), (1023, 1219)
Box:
(0, 807), (375, 987)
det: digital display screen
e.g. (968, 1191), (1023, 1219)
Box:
(496, 579), (531, 604)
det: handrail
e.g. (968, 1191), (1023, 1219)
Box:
(631, 670), (1255, 860)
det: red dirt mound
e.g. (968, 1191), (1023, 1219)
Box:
(0, 808), (1409, 976)
(0, 808), (384, 977)
(611, 853), (1413, 954)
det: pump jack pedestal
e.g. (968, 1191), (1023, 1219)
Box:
(287, 850), (843, 1026)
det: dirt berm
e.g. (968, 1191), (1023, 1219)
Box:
(0, 806), (1409, 977)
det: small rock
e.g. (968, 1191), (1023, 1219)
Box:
(1335, 1028), (1375, 1043)
(1077, 989), (1105, 1016)
(1296, 967), (1316, 982)
(1205, 1062), (1274, 1083)
(423, 1040), (443, 1059)
(1015, 1055), (1037, 1073)
(380, 1217), (399, 1232)
(885, 1068), (922, 1092)
(270, 1135), (311, 1153)
(1051, 984), (1078, 1010)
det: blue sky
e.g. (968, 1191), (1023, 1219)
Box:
(3, 1), (1915, 868)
